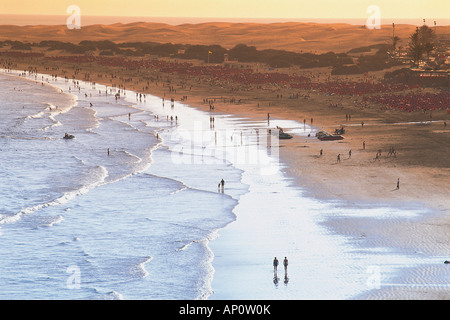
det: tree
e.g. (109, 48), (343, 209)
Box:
(418, 25), (436, 58)
(408, 29), (423, 64)
(391, 23), (401, 52)
(408, 25), (436, 63)
(392, 36), (401, 51)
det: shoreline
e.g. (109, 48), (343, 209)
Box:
(3, 60), (450, 299)
(1, 69), (244, 299)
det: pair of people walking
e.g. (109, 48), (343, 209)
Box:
(273, 257), (289, 286)
(273, 256), (288, 272)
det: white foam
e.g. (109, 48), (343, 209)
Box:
(0, 165), (108, 226)
(132, 256), (153, 278)
(39, 215), (64, 227)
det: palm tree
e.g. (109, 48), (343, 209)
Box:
(391, 23), (401, 56)
(392, 36), (401, 51)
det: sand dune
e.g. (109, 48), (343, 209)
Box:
(1, 21), (449, 53)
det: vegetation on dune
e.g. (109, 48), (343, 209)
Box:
(0, 23), (446, 80)
(0, 39), (358, 70)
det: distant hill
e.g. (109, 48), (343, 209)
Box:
(1, 21), (449, 53)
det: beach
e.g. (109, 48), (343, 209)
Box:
(1, 50), (450, 299)
(31, 54), (448, 213)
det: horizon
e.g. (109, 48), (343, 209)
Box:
(1, 14), (450, 27)
(1, 0), (449, 26)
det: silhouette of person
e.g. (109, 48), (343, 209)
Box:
(273, 257), (279, 272)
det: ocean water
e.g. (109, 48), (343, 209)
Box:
(0, 70), (448, 300)
(0, 70), (242, 299)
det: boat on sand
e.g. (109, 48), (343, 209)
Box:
(316, 130), (343, 141)
(270, 126), (293, 139)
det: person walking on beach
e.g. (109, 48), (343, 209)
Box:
(337, 154), (340, 163)
(283, 257), (288, 272)
(219, 179), (225, 192)
(396, 178), (400, 190)
(273, 257), (279, 272)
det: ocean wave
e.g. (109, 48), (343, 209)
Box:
(170, 186), (189, 195)
(102, 291), (124, 300)
(43, 104), (66, 131)
(175, 238), (211, 252)
(47, 101), (76, 116)
(0, 134), (56, 141)
(130, 256), (153, 279)
(26, 111), (45, 119)
(119, 150), (142, 164)
(42, 114), (62, 132)
(0, 212), (22, 225)
(37, 214), (64, 228)
(0, 165), (108, 225)
(88, 289), (124, 300)
(98, 144), (159, 186)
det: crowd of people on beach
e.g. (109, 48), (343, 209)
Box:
(363, 91), (450, 112)
(9, 53), (449, 115)
(290, 80), (409, 96)
(0, 51), (44, 58)
(45, 55), (310, 85)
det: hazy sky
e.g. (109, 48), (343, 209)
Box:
(1, 0), (449, 19)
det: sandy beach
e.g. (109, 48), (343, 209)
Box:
(2, 42), (450, 299)
(10, 53), (448, 208)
